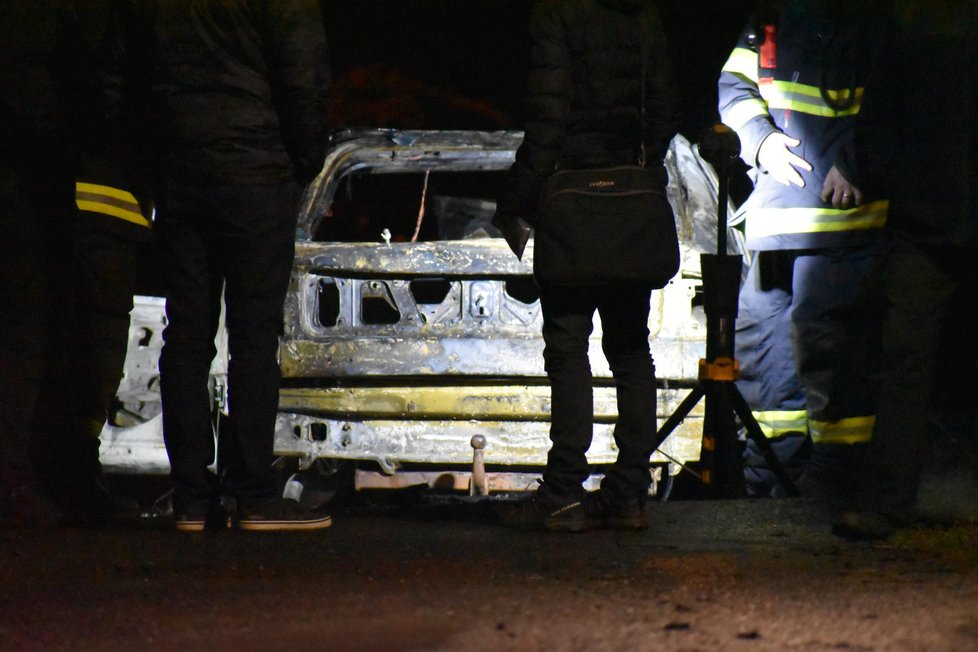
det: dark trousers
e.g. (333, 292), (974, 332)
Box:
(736, 245), (884, 493)
(156, 181), (298, 509)
(859, 235), (978, 519)
(539, 284), (657, 499)
(70, 221), (149, 422)
(2, 163), (147, 500)
(0, 164), (74, 497)
(34, 222), (151, 493)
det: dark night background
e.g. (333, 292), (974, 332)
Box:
(322, 0), (758, 138)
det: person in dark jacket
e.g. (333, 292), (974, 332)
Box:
(27, 0), (150, 527)
(118, 0), (332, 531)
(0, 0), (78, 526)
(717, 0), (887, 499)
(834, 1), (978, 540)
(493, 0), (680, 531)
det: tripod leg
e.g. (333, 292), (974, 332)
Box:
(704, 382), (746, 498)
(728, 385), (800, 496)
(653, 383), (706, 451)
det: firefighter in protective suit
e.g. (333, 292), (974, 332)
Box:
(44, 169), (153, 522)
(718, 0), (888, 497)
(0, 0), (148, 525)
(28, 0), (152, 524)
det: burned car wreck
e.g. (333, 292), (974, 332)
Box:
(98, 129), (742, 502)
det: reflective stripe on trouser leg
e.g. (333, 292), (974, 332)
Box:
(790, 245), (884, 445)
(751, 409), (809, 439)
(810, 415), (875, 445)
(736, 252), (809, 493)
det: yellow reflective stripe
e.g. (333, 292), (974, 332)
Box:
(759, 80), (864, 116)
(810, 415), (875, 445)
(722, 47), (760, 83)
(724, 98), (770, 131)
(747, 200), (889, 239)
(77, 200), (151, 227)
(752, 409), (808, 439)
(76, 182), (150, 228)
(77, 181), (136, 204)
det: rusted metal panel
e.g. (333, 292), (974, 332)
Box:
(293, 239), (532, 276)
(274, 387), (704, 472)
(280, 263), (704, 381)
(274, 411), (703, 474)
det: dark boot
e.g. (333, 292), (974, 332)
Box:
(497, 481), (596, 532)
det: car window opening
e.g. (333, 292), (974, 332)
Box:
(315, 170), (507, 243)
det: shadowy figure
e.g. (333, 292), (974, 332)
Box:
(835, 1), (978, 540)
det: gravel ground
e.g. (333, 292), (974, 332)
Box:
(3, 476), (978, 652)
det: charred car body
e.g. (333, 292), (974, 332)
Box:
(99, 129), (741, 501)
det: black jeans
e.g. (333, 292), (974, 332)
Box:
(156, 181), (298, 509)
(539, 283), (657, 499)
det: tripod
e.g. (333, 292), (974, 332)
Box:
(654, 124), (799, 498)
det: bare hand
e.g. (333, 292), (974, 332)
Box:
(820, 165), (863, 208)
(757, 132), (813, 188)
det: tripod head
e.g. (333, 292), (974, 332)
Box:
(698, 123), (741, 172)
(698, 123), (741, 256)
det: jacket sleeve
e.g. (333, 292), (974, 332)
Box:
(717, 20), (779, 169)
(495, 0), (570, 227)
(265, 0), (331, 185)
(66, 0), (155, 219)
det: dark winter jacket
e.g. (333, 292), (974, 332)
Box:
(0, 1), (153, 239)
(118, 0), (331, 187)
(56, 0), (155, 238)
(0, 1), (76, 175)
(718, 0), (887, 250)
(494, 0), (680, 227)
(855, 1), (978, 248)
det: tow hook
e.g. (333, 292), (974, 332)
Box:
(470, 434), (488, 496)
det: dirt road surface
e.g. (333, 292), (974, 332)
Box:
(3, 475), (978, 652)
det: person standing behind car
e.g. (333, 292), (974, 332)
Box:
(0, 0), (79, 526)
(114, 0), (332, 531)
(833, 0), (978, 540)
(493, 0), (680, 532)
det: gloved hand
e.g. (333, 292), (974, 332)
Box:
(757, 132), (812, 187)
(820, 165), (863, 208)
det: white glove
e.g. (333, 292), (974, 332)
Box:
(757, 132), (813, 188)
